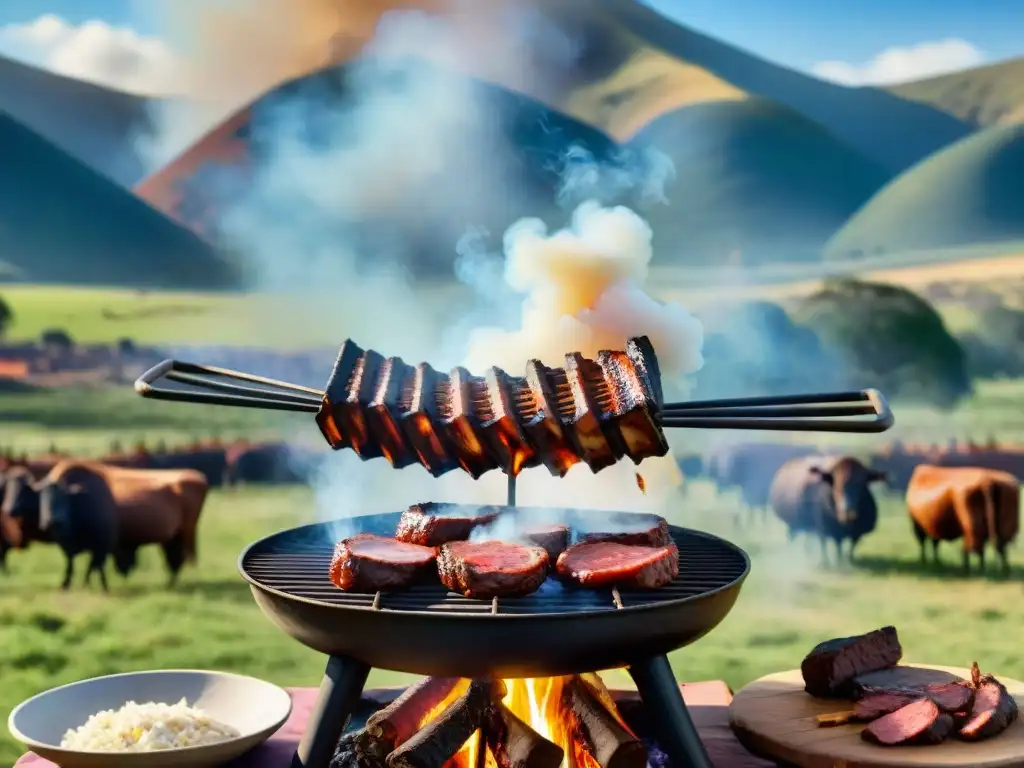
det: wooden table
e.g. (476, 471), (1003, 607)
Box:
(16, 680), (775, 767)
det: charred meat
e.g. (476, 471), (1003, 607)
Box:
(395, 503), (499, 547)
(437, 541), (549, 599)
(801, 626), (902, 697)
(862, 698), (954, 746)
(555, 542), (679, 589)
(329, 535), (437, 592)
(523, 524), (570, 563)
(576, 513), (672, 548)
(958, 663), (1019, 741)
(315, 336), (669, 479)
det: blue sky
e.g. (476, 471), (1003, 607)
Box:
(0, 0), (1021, 88)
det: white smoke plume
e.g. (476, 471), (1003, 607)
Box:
(163, 3), (703, 531)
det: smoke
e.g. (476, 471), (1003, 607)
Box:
(159, 2), (704, 538)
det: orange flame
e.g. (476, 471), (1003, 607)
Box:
(416, 675), (632, 768)
(635, 473), (646, 495)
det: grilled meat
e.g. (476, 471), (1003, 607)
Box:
(862, 698), (954, 746)
(437, 541), (549, 599)
(801, 627), (902, 698)
(395, 503), (500, 547)
(329, 534), (437, 592)
(555, 541), (679, 589)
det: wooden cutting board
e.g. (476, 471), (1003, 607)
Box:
(729, 664), (1024, 767)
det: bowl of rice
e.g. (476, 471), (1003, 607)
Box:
(8, 669), (292, 767)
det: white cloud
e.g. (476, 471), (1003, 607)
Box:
(812, 38), (986, 86)
(0, 13), (180, 95)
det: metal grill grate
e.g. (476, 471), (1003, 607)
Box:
(241, 522), (748, 617)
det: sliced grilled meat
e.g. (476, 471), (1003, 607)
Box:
(862, 698), (954, 746)
(329, 534), (437, 592)
(958, 668), (1018, 741)
(854, 692), (918, 721)
(555, 541), (679, 589)
(437, 540), (549, 599)
(801, 627), (903, 698)
(395, 502), (499, 547)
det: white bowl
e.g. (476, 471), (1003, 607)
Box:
(9, 669), (292, 768)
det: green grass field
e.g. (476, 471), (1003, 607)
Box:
(2, 480), (1022, 765)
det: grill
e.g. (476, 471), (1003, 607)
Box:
(236, 508), (748, 768)
(240, 511), (749, 676)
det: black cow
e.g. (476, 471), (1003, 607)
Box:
(769, 455), (888, 565)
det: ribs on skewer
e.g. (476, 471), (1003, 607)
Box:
(316, 337), (668, 479)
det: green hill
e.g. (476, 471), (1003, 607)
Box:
(888, 57), (1024, 128)
(825, 122), (1024, 259)
(0, 109), (239, 289)
(629, 97), (890, 265)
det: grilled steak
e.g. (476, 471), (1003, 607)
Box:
(577, 513), (671, 548)
(437, 541), (549, 598)
(395, 502), (499, 547)
(862, 698), (954, 746)
(524, 524), (569, 562)
(860, 681), (975, 714)
(329, 534), (437, 592)
(958, 667), (1018, 741)
(854, 692), (918, 721)
(801, 627), (903, 697)
(555, 541), (679, 589)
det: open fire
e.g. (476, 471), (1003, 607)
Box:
(337, 675), (644, 768)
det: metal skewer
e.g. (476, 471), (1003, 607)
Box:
(136, 359), (893, 433)
(507, 474), (517, 507)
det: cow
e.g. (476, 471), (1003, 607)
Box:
(1, 461), (210, 589)
(769, 455), (888, 565)
(1, 466), (117, 589)
(905, 464), (1020, 575)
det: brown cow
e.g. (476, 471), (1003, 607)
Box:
(906, 464), (1020, 574)
(2, 461), (209, 589)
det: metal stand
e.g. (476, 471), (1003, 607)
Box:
(291, 654), (371, 768)
(507, 474), (517, 506)
(628, 654), (712, 768)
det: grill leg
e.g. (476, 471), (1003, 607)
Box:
(291, 655), (371, 768)
(628, 654), (712, 768)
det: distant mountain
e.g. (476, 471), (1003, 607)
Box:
(0, 110), (238, 288)
(630, 98), (890, 264)
(135, 59), (896, 273)
(825, 123), (1024, 259)
(887, 57), (1024, 129)
(0, 55), (154, 186)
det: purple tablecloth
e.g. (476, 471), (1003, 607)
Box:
(17, 681), (773, 767)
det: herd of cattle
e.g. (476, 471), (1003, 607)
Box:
(1, 437), (1022, 591)
(0, 439), (327, 590)
(681, 439), (1023, 573)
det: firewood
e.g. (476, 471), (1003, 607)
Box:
(386, 680), (505, 768)
(355, 677), (465, 762)
(563, 677), (646, 768)
(484, 701), (564, 768)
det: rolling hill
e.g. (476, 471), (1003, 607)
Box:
(135, 58), (892, 274)
(888, 57), (1024, 128)
(0, 55), (158, 186)
(630, 98), (890, 264)
(0, 109), (238, 288)
(825, 122), (1024, 259)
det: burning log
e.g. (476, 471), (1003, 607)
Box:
(386, 679), (506, 768)
(484, 701), (565, 768)
(563, 677), (647, 768)
(353, 677), (465, 763)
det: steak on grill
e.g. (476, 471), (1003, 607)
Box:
(329, 534), (437, 592)
(524, 524), (569, 562)
(555, 541), (679, 589)
(437, 540), (549, 598)
(801, 627), (903, 697)
(862, 698), (954, 746)
(395, 502), (500, 547)
(576, 513), (671, 548)
(958, 664), (1018, 741)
